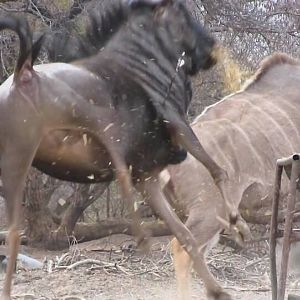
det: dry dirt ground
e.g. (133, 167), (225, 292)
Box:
(0, 234), (299, 300)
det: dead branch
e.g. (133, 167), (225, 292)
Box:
(58, 258), (107, 270)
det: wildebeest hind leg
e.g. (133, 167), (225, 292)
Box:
(0, 136), (41, 300)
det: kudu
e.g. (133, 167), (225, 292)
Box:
(0, 0), (247, 298)
(161, 53), (300, 299)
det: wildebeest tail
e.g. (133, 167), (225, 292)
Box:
(0, 16), (44, 76)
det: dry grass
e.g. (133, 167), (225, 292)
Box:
(50, 235), (272, 290)
(3, 234), (297, 299)
(216, 48), (252, 94)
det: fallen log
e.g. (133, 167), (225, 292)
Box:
(1, 211), (297, 249)
(73, 219), (171, 243)
(0, 231), (27, 245)
(1, 219), (170, 249)
(241, 203), (300, 225)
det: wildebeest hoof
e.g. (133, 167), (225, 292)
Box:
(231, 216), (252, 247)
(136, 236), (151, 254)
(208, 290), (232, 300)
(217, 213), (251, 247)
(46, 230), (70, 250)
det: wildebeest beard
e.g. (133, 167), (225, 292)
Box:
(41, 0), (215, 180)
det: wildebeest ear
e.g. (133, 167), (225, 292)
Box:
(128, 0), (171, 8)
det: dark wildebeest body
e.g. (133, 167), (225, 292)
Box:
(40, 0), (195, 234)
(40, 0), (249, 244)
(0, 1), (248, 299)
(160, 53), (300, 300)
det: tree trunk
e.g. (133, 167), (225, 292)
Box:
(24, 170), (58, 246)
(49, 183), (110, 249)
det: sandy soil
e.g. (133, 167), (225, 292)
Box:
(0, 234), (297, 300)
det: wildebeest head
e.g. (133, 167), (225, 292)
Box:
(129, 0), (217, 75)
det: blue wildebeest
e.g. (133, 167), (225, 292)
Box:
(161, 53), (300, 300)
(0, 0), (248, 298)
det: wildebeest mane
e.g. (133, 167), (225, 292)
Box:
(243, 52), (300, 90)
(86, 0), (129, 54)
(44, 0), (129, 62)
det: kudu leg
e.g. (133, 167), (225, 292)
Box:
(171, 238), (192, 300)
(0, 140), (40, 300)
(137, 176), (228, 298)
(171, 205), (230, 300)
(172, 237), (230, 300)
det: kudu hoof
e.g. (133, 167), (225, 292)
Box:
(208, 290), (232, 300)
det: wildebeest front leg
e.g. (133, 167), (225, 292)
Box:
(0, 136), (41, 300)
(173, 125), (230, 206)
(45, 95), (148, 249)
(104, 143), (149, 249)
(172, 121), (250, 241)
(136, 175), (225, 291)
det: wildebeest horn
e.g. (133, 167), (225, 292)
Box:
(128, 0), (171, 7)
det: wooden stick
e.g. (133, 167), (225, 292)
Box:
(270, 164), (283, 300)
(277, 154), (300, 167)
(278, 156), (300, 300)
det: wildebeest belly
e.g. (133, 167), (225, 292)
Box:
(32, 123), (186, 183)
(33, 130), (113, 183)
